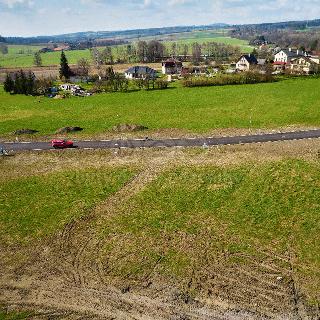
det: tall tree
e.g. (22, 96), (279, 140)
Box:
(147, 40), (165, 62)
(192, 42), (202, 64)
(91, 47), (102, 67)
(77, 58), (90, 77)
(136, 41), (147, 62)
(0, 43), (8, 54)
(100, 47), (113, 65)
(59, 50), (71, 80)
(170, 42), (177, 57)
(33, 51), (42, 66)
(3, 74), (14, 93)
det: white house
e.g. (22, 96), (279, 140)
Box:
(124, 66), (157, 80)
(236, 54), (258, 71)
(274, 48), (305, 64)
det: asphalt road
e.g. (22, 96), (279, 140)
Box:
(2, 129), (320, 152)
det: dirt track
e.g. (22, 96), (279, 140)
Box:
(1, 141), (320, 319)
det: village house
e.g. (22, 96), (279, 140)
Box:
(290, 56), (319, 74)
(124, 66), (157, 80)
(53, 44), (71, 52)
(39, 47), (54, 53)
(274, 48), (305, 64)
(162, 59), (183, 75)
(309, 54), (320, 64)
(236, 54), (258, 71)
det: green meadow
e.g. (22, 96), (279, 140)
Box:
(1, 154), (319, 303)
(0, 167), (135, 244)
(99, 160), (320, 301)
(0, 77), (320, 137)
(0, 30), (252, 68)
(0, 46), (92, 68)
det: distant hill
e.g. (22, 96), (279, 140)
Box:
(4, 18), (320, 45)
(4, 24), (229, 45)
(232, 19), (320, 31)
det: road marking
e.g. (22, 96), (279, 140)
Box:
(33, 149), (43, 151)
(100, 140), (111, 142)
(21, 142), (32, 144)
(83, 148), (94, 150)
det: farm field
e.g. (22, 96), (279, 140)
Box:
(0, 46), (92, 68)
(0, 30), (252, 68)
(0, 140), (320, 318)
(0, 77), (320, 139)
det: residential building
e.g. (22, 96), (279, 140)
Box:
(162, 59), (183, 75)
(236, 54), (258, 71)
(274, 48), (305, 64)
(290, 57), (319, 74)
(124, 66), (157, 79)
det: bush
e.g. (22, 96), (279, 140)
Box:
(182, 72), (275, 88)
(35, 77), (53, 95)
(155, 79), (168, 89)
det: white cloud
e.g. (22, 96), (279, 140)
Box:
(1, 0), (320, 36)
(0, 0), (34, 8)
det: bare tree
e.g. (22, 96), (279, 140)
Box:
(77, 58), (90, 78)
(147, 40), (165, 62)
(136, 41), (148, 62)
(192, 42), (202, 64)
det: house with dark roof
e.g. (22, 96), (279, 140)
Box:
(235, 54), (258, 71)
(274, 48), (306, 65)
(124, 66), (157, 80)
(162, 58), (183, 75)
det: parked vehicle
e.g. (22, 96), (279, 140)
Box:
(51, 139), (74, 149)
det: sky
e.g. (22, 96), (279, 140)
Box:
(0, 0), (320, 37)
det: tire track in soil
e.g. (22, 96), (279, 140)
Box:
(49, 158), (176, 296)
(1, 156), (317, 319)
(38, 158), (313, 319)
(43, 157), (280, 318)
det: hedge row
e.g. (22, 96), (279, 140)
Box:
(182, 72), (275, 87)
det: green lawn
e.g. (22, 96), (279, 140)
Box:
(0, 77), (320, 137)
(0, 167), (135, 244)
(99, 160), (320, 302)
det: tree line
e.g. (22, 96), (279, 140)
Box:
(3, 70), (53, 95)
(230, 27), (320, 52)
(90, 40), (242, 66)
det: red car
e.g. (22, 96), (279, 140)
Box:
(51, 139), (74, 149)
